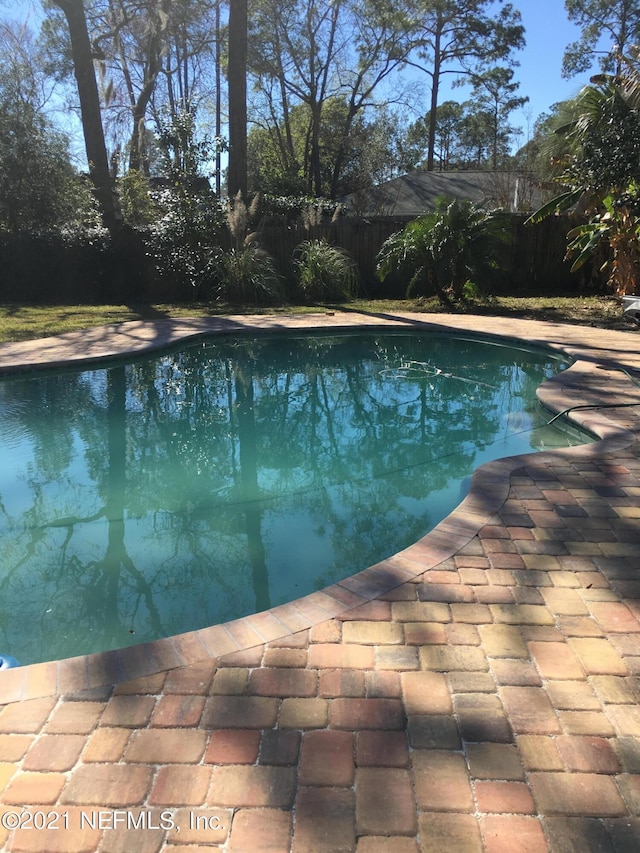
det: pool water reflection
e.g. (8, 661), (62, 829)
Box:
(0, 332), (590, 664)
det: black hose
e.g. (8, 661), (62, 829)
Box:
(546, 364), (640, 426)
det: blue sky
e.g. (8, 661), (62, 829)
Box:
(512, 0), (595, 130)
(432, 0), (601, 145)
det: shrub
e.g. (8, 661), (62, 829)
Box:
(293, 238), (359, 302)
(212, 240), (284, 305)
(258, 195), (344, 224)
(118, 170), (158, 227)
(144, 185), (225, 300)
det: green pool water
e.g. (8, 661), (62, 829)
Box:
(0, 331), (590, 664)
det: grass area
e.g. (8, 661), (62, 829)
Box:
(0, 295), (633, 344)
(0, 303), (322, 343)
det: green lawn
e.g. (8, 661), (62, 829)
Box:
(0, 303), (324, 343)
(0, 296), (630, 344)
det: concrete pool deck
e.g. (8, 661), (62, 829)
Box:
(0, 310), (639, 851)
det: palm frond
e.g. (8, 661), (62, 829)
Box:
(525, 189), (584, 225)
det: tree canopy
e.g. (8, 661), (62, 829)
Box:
(563, 0), (640, 78)
(0, 18), (95, 232)
(1, 0), (638, 227)
(407, 0), (525, 170)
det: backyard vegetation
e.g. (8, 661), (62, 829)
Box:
(376, 200), (511, 304)
(0, 2), (639, 320)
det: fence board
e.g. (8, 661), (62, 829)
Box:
(0, 213), (598, 304)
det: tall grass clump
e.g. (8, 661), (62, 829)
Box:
(212, 192), (284, 305)
(293, 238), (359, 302)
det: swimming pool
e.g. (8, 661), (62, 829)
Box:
(0, 330), (591, 664)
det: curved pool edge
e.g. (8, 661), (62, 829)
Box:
(1, 311), (639, 703)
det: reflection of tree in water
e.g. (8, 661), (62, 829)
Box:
(235, 358), (271, 614)
(0, 367), (166, 661)
(0, 333), (576, 663)
(88, 367), (164, 646)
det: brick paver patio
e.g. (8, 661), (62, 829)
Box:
(0, 312), (639, 851)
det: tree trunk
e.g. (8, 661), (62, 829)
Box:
(228, 0), (248, 198)
(272, 28), (297, 176)
(426, 23), (442, 173)
(129, 79), (158, 174)
(215, 0), (222, 195)
(330, 97), (358, 199)
(309, 102), (323, 196)
(52, 0), (121, 233)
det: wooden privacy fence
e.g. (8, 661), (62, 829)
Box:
(0, 213), (597, 304)
(260, 213), (593, 298)
(0, 230), (152, 304)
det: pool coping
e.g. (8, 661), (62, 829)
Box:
(1, 310), (639, 704)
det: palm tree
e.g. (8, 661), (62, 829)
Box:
(527, 53), (640, 295)
(376, 198), (509, 304)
